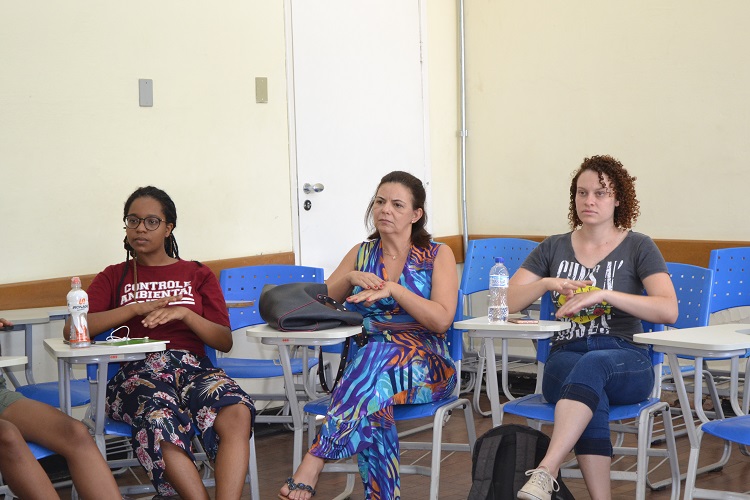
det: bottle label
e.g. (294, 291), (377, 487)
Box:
(489, 275), (509, 288)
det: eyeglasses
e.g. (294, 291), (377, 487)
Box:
(123, 215), (165, 231)
(576, 189), (613, 199)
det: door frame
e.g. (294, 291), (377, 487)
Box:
(283, 0), (433, 268)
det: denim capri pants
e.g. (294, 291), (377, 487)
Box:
(542, 335), (654, 457)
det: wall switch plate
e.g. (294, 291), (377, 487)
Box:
(139, 79), (153, 107)
(255, 77), (268, 103)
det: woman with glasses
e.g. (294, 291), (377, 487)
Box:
(508, 156), (678, 500)
(64, 186), (254, 499)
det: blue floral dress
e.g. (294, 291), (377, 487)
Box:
(308, 239), (457, 500)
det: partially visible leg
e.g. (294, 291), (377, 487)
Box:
(357, 408), (400, 500)
(577, 454), (612, 500)
(3, 398), (121, 499)
(279, 453), (325, 500)
(537, 399), (593, 477)
(0, 419), (58, 499)
(212, 404), (252, 500)
(160, 441), (210, 500)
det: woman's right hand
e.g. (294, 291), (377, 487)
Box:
(546, 277), (592, 298)
(347, 271), (385, 291)
(132, 295), (183, 316)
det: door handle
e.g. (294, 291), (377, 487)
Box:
(303, 183), (325, 194)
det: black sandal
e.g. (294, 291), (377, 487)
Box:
(278, 476), (316, 499)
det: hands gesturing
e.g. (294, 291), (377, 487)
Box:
(133, 295), (187, 328)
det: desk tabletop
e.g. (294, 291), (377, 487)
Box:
(634, 323), (750, 351)
(0, 308), (51, 325)
(246, 323), (362, 340)
(0, 306), (69, 324)
(44, 338), (169, 358)
(0, 356), (28, 368)
(454, 316), (570, 332)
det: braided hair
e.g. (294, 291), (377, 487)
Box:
(116, 186), (180, 302)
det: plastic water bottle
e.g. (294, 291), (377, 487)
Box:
(488, 257), (509, 323)
(67, 277), (90, 348)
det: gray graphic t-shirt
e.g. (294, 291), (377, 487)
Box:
(521, 231), (668, 345)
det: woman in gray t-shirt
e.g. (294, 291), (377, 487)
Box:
(509, 155), (678, 500)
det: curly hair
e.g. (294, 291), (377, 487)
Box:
(568, 155), (640, 230)
(364, 170), (431, 248)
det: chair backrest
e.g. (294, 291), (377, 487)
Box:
(666, 262), (713, 329)
(460, 238), (539, 296)
(708, 247), (750, 314)
(220, 264), (325, 330)
(447, 290), (465, 364)
(446, 289), (466, 397)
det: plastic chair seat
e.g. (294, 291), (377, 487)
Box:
(305, 395), (461, 421)
(503, 393), (664, 422)
(216, 357), (318, 379)
(701, 414), (750, 445)
(15, 379), (91, 409)
(27, 442), (55, 460)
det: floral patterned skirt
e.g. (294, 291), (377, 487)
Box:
(106, 349), (255, 496)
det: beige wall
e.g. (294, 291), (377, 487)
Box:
(426, 2), (461, 238)
(0, 2), (462, 285)
(1, 1), (293, 284)
(14, 1), (743, 286)
(464, 1), (750, 241)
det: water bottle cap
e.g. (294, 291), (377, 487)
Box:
(494, 257), (504, 263)
(71, 277), (81, 286)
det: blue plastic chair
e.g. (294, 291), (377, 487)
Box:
(708, 247), (750, 404)
(14, 376), (90, 410)
(301, 291), (476, 499)
(208, 264), (329, 425)
(657, 264), (720, 444)
(501, 299), (680, 500)
(684, 414), (750, 499)
(459, 238), (540, 414)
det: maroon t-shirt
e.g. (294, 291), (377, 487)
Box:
(87, 259), (230, 357)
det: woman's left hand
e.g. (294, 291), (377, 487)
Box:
(141, 306), (188, 328)
(346, 282), (395, 307)
(555, 288), (606, 319)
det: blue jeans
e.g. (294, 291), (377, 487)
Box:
(542, 335), (654, 457)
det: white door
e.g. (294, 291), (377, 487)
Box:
(288, 0), (429, 277)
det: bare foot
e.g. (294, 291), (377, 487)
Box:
(278, 453), (325, 500)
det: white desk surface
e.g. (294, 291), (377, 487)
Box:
(455, 316), (570, 333)
(44, 338), (169, 359)
(0, 356), (27, 368)
(633, 323), (750, 352)
(246, 323), (362, 340)
(0, 308), (51, 325)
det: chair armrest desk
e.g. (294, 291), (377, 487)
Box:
(43, 338), (169, 455)
(633, 323), (750, 447)
(246, 324), (362, 470)
(453, 316), (570, 427)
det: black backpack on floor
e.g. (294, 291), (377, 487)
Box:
(468, 424), (575, 500)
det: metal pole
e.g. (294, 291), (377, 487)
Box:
(458, 0), (469, 258)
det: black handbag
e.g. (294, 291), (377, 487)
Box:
(258, 282), (363, 331)
(258, 282), (366, 393)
